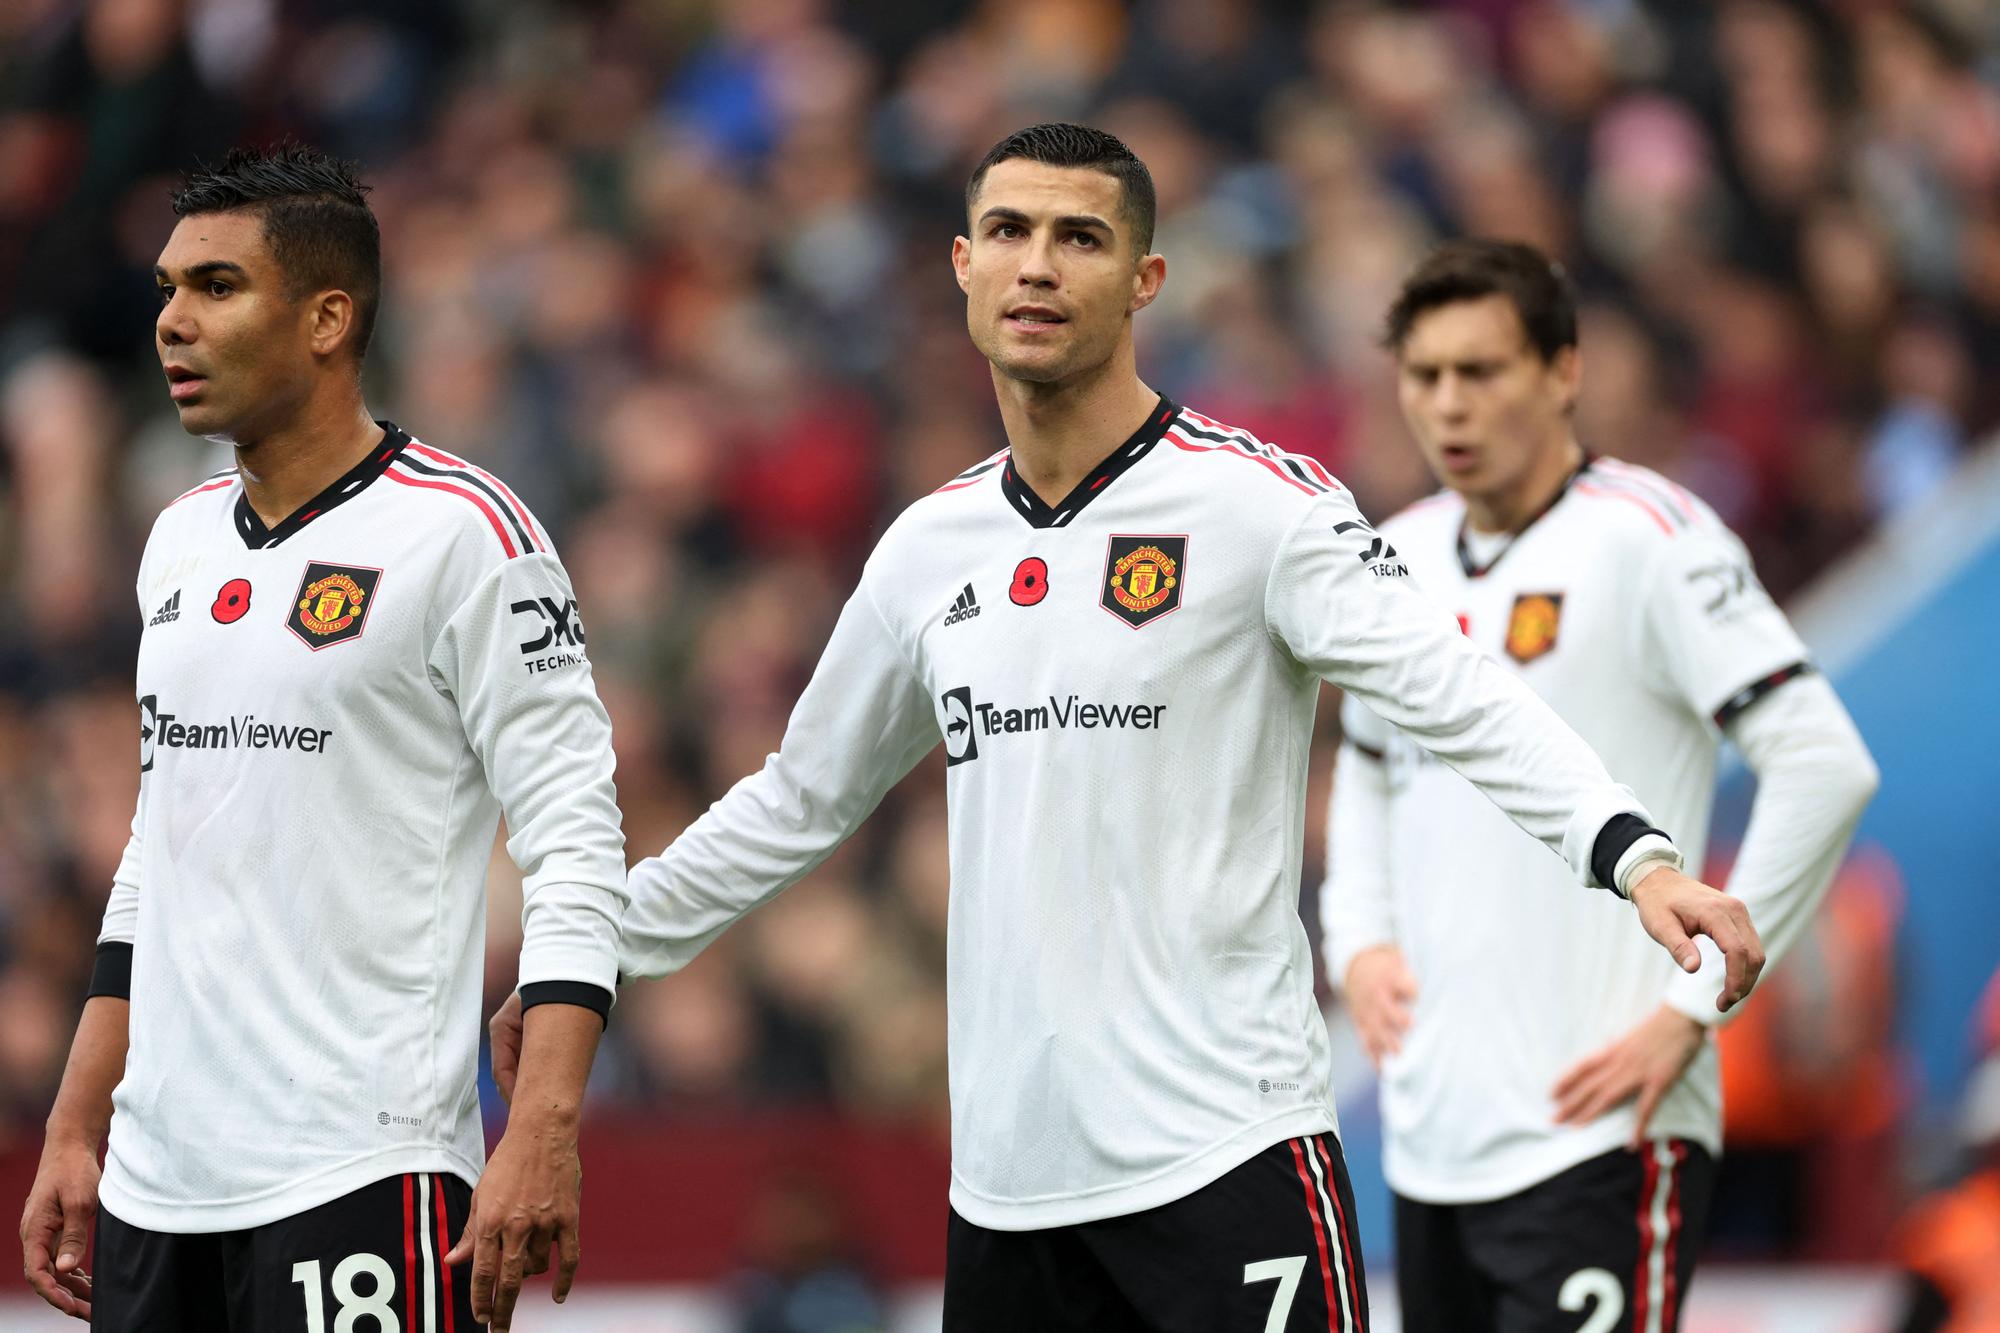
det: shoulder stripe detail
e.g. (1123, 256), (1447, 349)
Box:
(1593, 458), (1698, 523)
(1573, 480), (1672, 534)
(1165, 426), (1321, 496)
(934, 453), (1009, 494)
(1176, 411), (1336, 494)
(402, 442), (545, 552)
(385, 463), (519, 558)
(166, 476), (238, 508)
(1580, 471), (1690, 529)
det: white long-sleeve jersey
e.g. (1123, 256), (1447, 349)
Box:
(620, 400), (1666, 1231)
(1323, 458), (1876, 1205)
(96, 425), (627, 1233)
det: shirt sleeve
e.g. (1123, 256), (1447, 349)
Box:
(1662, 672), (1878, 1023)
(1321, 694), (1399, 985)
(93, 543), (155, 994)
(1266, 494), (1653, 889)
(429, 552), (628, 1009)
(1638, 519), (1810, 726)
(619, 577), (941, 981)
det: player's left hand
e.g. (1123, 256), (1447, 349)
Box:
(1550, 1004), (1706, 1145)
(489, 990), (525, 1106)
(444, 1117), (582, 1329)
(1628, 866), (1764, 1011)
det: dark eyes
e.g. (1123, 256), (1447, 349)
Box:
(155, 280), (233, 304)
(987, 223), (1102, 247)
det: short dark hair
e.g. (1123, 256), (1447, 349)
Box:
(966, 123), (1158, 257)
(1384, 238), (1577, 362)
(171, 143), (381, 362)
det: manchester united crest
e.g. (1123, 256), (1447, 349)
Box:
(288, 561), (383, 650)
(1100, 535), (1188, 628)
(1504, 592), (1563, 664)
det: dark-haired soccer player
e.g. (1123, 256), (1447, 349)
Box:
(1322, 239), (1877, 1332)
(17, 146), (627, 1331)
(489, 124), (1762, 1332)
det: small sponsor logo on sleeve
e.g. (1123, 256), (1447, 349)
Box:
(512, 596), (587, 673)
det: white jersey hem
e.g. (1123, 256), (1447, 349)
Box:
(948, 1105), (1337, 1231)
(1384, 1114), (1722, 1206)
(100, 1143), (484, 1234)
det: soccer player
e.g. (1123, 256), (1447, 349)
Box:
(491, 125), (1763, 1332)
(16, 146), (628, 1332)
(1321, 239), (1879, 1332)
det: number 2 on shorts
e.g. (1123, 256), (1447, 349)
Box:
(1244, 1255), (1309, 1332)
(1559, 1266), (1625, 1333)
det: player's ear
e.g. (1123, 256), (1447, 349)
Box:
(1129, 252), (1166, 315)
(308, 289), (357, 361)
(951, 234), (973, 295)
(1551, 343), (1581, 415)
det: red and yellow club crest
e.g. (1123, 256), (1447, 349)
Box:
(287, 561), (384, 650)
(1100, 535), (1188, 628)
(1505, 592), (1564, 664)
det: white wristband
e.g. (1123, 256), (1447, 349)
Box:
(1614, 836), (1683, 900)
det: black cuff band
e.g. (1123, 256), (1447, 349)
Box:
(87, 942), (133, 1000)
(1713, 660), (1814, 730)
(1591, 813), (1670, 893)
(519, 980), (612, 1027)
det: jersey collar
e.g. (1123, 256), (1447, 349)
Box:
(1455, 451), (1595, 579)
(233, 422), (411, 550)
(998, 395), (1178, 530)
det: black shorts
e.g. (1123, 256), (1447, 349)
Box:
(1393, 1140), (1716, 1333)
(93, 1171), (476, 1332)
(945, 1133), (1369, 1332)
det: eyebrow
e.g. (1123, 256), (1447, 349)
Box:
(154, 261), (249, 283)
(978, 206), (1115, 235)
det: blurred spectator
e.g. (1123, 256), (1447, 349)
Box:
(1888, 968), (2000, 1332)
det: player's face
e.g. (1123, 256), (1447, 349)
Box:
(154, 209), (317, 442)
(952, 159), (1163, 387)
(1396, 294), (1580, 507)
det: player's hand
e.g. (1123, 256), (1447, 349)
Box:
(445, 1117), (582, 1330)
(1628, 866), (1764, 1012)
(1551, 1004), (1706, 1145)
(19, 1137), (99, 1320)
(489, 990), (525, 1106)
(1342, 944), (1418, 1069)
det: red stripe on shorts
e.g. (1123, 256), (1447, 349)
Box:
(1288, 1137), (1340, 1331)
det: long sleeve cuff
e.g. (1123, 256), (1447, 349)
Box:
(518, 980), (613, 1025)
(87, 941), (134, 1000)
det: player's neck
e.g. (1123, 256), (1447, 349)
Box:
(1464, 436), (1586, 535)
(993, 355), (1159, 508)
(231, 395), (386, 530)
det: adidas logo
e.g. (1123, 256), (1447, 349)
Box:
(148, 590), (182, 627)
(942, 583), (981, 627)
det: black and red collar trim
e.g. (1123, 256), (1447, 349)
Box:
(234, 422), (410, 550)
(1455, 451), (1595, 579)
(999, 395), (1178, 530)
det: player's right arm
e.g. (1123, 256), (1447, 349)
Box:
(20, 761), (144, 1319)
(1320, 696), (1416, 1067)
(617, 568), (940, 982)
(1268, 493), (1764, 1008)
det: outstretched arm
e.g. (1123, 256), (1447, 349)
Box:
(1268, 496), (1763, 1006)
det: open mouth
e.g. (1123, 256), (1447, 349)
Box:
(1439, 444), (1479, 473)
(1005, 306), (1067, 332)
(164, 366), (207, 401)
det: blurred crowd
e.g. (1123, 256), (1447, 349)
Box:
(2, 0), (1998, 1263)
